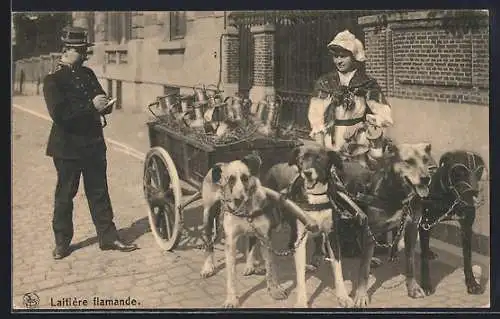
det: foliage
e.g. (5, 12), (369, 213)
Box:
(12, 12), (72, 61)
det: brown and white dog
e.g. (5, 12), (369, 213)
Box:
(198, 153), (287, 308)
(339, 142), (437, 307)
(263, 145), (354, 307)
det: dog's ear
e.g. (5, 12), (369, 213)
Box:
(288, 147), (301, 166)
(385, 142), (399, 158)
(242, 152), (262, 176)
(212, 164), (223, 184)
(424, 143), (432, 154)
(326, 150), (343, 172)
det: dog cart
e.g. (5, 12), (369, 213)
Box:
(142, 86), (303, 251)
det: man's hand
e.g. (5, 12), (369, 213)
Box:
(93, 94), (109, 112)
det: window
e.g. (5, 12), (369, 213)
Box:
(106, 12), (132, 44)
(105, 50), (128, 64)
(170, 11), (187, 40)
(117, 50), (128, 64)
(105, 51), (117, 64)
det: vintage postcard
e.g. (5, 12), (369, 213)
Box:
(11, 10), (490, 310)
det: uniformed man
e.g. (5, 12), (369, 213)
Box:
(43, 26), (138, 260)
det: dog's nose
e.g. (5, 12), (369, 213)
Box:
(303, 170), (313, 178)
(421, 176), (430, 185)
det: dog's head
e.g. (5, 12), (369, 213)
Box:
(288, 145), (343, 190)
(211, 152), (263, 208)
(438, 151), (485, 205)
(387, 143), (437, 198)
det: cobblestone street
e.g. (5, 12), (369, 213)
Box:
(12, 95), (490, 310)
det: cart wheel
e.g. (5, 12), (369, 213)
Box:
(143, 147), (182, 251)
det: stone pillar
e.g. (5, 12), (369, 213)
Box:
(94, 12), (107, 42)
(131, 12), (145, 40)
(249, 23), (275, 105)
(72, 12), (90, 30)
(221, 26), (239, 97)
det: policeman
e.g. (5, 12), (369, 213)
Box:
(43, 26), (138, 260)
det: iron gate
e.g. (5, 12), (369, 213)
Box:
(232, 11), (372, 135)
(275, 12), (366, 134)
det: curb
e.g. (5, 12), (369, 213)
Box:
(429, 221), (490, 256)
(418, 236), (490, 271)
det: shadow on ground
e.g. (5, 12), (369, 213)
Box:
(71, 217), (151, 251)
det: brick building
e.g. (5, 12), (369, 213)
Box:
(358, 10), (489, 252)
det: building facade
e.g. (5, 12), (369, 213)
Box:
(71, 11), (232, 112)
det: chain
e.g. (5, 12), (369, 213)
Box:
(192, 209), (225, 250)
(363, 200), (411, 249)
(247, 218), (309, 257)
(190, 184), (252, 251)
(419, 198), (460, 231)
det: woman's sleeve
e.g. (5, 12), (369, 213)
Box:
(308, 77), (332, 135)
(365, 80), (393, 127)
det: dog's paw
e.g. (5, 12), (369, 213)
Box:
(336, 294), (354, 308)
(353, 291), (370, 308)
(406, 280), (426, 299)
(370, 257), (383, 268)
(242, 265), (266, 276)
(467, 280), (483, 295)
(268, 285), (288, 300)
(305, 264), (319, 273)
(200, 261), (216, 278)
(223, 297), (239, 308)
(421, 283), (435, 296)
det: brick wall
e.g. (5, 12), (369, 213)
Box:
(223, 30), (240, 84)
(359, 10), (490, 254)
(359, 10), (489, 106)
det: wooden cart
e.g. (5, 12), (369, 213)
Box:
(143, 119), (302, 251)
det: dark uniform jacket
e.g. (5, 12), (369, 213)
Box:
(43, 64), (108, 159)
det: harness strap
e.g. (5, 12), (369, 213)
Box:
(334, 116), (366, 127)
(354, 192), (392, 211)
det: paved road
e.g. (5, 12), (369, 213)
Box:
(12, 95), (490, 310)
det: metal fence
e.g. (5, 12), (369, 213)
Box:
(231, 10), (371, 134)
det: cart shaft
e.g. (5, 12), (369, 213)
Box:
(180, 191), (202, 210)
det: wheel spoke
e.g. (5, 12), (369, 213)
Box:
(144, 147), (182, 251)
(163, 205), (173, 239)
(155, 207), (168, 239)
(151, 156), (164, 190)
